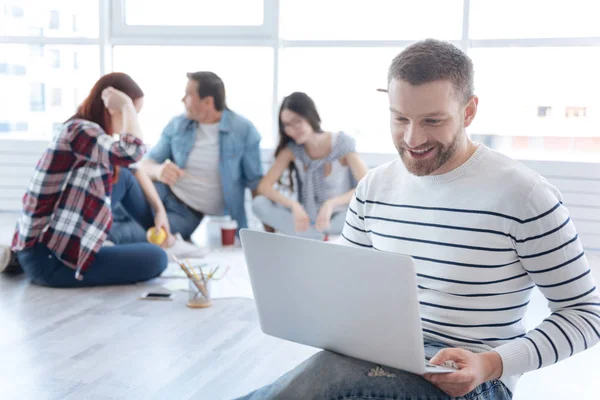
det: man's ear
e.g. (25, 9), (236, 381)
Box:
(205, 96), (216, 110)
(463, 96), (478, 128)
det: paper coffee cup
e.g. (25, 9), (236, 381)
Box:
(221, 220), (238, 246)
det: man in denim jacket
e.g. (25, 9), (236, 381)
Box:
(112, 71), (263, 243)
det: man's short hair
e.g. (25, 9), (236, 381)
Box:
(186, 71), (227, 111)
(387, 39), (474, 104)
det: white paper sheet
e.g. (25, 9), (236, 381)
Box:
(160, 248), (254, 299)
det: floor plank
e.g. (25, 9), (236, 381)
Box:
(2, 210), (600, 399)
(0, 274), (318, 400)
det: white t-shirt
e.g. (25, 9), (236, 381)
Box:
(342, 144), (599, 393)
(170, 123), (224, 216)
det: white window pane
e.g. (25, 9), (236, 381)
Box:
(113, 46), (274, 147)
(469, 47), (600, 162)
(470, 0), (600, 39)
(0, 0), (98, 38)
(0, 44), (99, 138)
(280, 48), (400, 154)
(280, 0), (463, 40)
(125, 0), (263, 26)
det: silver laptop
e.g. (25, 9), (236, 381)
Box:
(240, 229), (455, 375)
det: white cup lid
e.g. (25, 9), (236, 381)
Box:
(221, 220), (238, 229)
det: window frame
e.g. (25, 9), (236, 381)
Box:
(110, 0), (277, 38)
(0, 0), (599, 162)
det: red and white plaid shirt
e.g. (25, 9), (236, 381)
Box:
(12, 119), (145, 279)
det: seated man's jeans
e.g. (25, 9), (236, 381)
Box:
(236, 340), (512, 400)
(109, 167), (155, 241)
(110, 179), (203, 243)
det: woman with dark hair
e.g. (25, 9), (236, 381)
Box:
(253, 92), (368, 240)
(6, 72), (170, 287)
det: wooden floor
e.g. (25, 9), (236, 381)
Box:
(0, 275), (318, 400)
(1, 210), (600, 399)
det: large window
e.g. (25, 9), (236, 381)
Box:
(280, 0), (463, 41)
(113, 46), (274, 147)
(469, 0), (600, 39)
(124, 0), (264, 26)
(1, 0), (600, 162)
(470, 47), (600, 162)
(0, 43), (98, 138)
(0, 0), (99, 38)
(280, 47), (397, 153)
(112, 0), (274, 37)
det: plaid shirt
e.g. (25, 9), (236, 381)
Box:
(12, 119), (145, 279)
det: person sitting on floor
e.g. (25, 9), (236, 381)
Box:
(111, 71), (264, 243)
(252, 92), (368, 240)
(7, 73), (170, 287)
(238, 39), (600, 400)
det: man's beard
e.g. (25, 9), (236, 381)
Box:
(397, 128), (462, 176)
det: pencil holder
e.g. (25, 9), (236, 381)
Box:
(187, 278), (212, 308)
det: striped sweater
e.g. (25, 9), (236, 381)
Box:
(341, 145), (600, 393)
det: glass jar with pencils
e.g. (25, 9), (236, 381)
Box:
(187, 276), (212, 308)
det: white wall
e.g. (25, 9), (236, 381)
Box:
(2, 141), (599, 250)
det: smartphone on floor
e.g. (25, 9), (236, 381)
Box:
(140, 292), (174, 300)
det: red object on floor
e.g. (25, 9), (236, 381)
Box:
(324, 235), (329, 241)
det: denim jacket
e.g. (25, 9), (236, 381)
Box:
(147, 109), (263, 229)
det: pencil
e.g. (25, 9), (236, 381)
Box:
(185, 259), (200, 281)
(198, 265), (207, 287)
(211, 265), (230, 281)
(172, 256), (209, 297)
(207, 265), (220, 280)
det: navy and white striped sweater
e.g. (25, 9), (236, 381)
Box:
(341, 145), (600, 393)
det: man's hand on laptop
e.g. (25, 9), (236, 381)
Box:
(423, 348), (503, 397)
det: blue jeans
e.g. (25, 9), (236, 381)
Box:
(252, 196), (346, 240)
(110, 181), (203, 243)
(236, 340), (512, 400)
(109, 167), (156, 242)
(16, 168), (168, 287)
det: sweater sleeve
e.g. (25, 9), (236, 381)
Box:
(341, 175), (373, 249)
(493, 179), (600, 379)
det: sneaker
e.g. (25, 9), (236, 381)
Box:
(0, 245), (22, 274)
(164, 235), (208, 259)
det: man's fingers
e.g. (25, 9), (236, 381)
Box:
(429, 349), (453, 364)
(427, 370), (470, 385)
(162, 170), (181, 185)
(430, 348), (467, 366)
(166, 164), (182, 175)
(167, 164), (183, 176)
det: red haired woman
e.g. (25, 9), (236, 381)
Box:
(7, 73), (170, 287)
